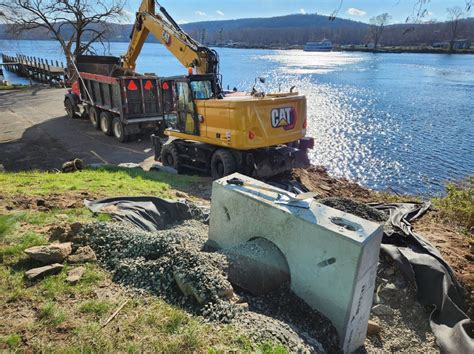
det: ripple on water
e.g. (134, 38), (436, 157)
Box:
(257, 51), (473, 196)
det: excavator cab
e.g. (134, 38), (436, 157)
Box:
(161, 77), (195, 135)
(161, 74), (220, 136)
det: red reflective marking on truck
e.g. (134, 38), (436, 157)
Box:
(71, 82), (80, 96)
(144, 80), (153, 91)
(127, 80), (138, 91)
(162, 82), (169, 90)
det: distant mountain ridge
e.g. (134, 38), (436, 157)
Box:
(182, 13), (368, 32)
(0, 13), (473, 48)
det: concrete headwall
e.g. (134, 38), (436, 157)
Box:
(208, 173), (383, 352)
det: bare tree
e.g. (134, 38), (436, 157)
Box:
(447, 7), (465, 51)
(0, 0), (125, 73)
(369, 13), (391, 49)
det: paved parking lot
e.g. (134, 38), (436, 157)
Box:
(0, 87), (153, 171)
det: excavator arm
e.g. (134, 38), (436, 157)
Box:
(122, 0), (220, 79)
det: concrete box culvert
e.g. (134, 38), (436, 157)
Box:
(208, 173), (384, 353)
(221, 237), (291, 296)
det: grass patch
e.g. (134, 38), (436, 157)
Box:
(0, 333), (22, 348)
(79, 299), (113, 316)
(433, 177), (473, 232)
(0, 84), (29, 91)
(0, 169), (287, 352)
(38, 301), (66, 326)
(0, 214), (16, 239)
(0, 231), (47, 258)
(0, 166), (199, 197)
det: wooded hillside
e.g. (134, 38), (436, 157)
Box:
(1, 13), (473, 48)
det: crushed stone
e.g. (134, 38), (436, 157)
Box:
(77, 220), (337, 352)
(317, 197), (388, 223)
(77, 216), (439, 353)
(362, 253), (438, 352)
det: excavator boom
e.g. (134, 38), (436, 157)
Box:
(123, 1), (220, 80)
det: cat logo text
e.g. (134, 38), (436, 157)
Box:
(271, 107), (296, 130)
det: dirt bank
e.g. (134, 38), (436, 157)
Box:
(291, 167), (473, 317)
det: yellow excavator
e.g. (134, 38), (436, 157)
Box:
(123, 0), (314, 178)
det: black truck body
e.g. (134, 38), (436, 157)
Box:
(65, 55), (165, 142)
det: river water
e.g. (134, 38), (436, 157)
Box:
(1, 39), (473, 196)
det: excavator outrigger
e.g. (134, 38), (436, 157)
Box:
(66, 0), (314, 179)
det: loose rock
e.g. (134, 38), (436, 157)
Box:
(69, 222), (83, 236)
(24, 242), (72, 264)
(66, 266), (86, 284)
(25, 263), (64, 280)
(49, 225), (67, 241)
(372, 304), (395, 316)
(367, 320), (382, 336)
(68, 246), (97, 264)
(378, 283), (398, 301)
(175, 191), (189, 198)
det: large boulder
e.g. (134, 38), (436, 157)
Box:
(25, 263), (64, 280)
(24, 242), (72, 264)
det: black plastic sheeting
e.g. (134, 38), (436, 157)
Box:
(369, 202), (472, 353)
(84, 196), (208, 231)
(85, 196), (472, 353)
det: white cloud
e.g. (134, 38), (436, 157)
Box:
(346, 8), (367, 17)
(195, 11), (206, 16)
(120, 9), (135, 24)
(216, 10), (224, 17)
(300, 8), (307, 15)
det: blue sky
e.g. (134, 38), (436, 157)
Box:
(125, 0), (469, 24)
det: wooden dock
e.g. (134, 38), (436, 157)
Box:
(1, 53), (66, 84)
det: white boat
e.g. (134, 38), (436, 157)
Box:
(304, 39), (333, 52)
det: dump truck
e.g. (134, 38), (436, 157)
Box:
(64, 55), (165, 142)
(65, 0), (314, 179)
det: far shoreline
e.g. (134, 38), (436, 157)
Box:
(1, 38), (473, 55)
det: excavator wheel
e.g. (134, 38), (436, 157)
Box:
(211, 149), (237, 179)
(161, 143), (181, 172)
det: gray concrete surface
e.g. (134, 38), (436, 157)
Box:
(0, 87), (152, 171)
(209, 173), (384, 353)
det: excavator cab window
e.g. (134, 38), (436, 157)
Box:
(175, 80), (199, 136)
(190, 80), (213, 99)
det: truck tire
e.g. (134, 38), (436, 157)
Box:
(112, 117), (128, 143)
(161, 143), (181, 172)
(100, 111), (113, 136)
(64, 99), (77, 119)
(89, 107), (100, 130)
(211, 149), (237, 179)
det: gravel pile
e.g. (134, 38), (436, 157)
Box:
(317, 197), (388, 223)
(78, 221), (235, 317)
(238, 285), (340, 353)
(77, 220), (338, 352)
(363, 253), (438, 352)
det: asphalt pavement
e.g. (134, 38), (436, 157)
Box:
(0, 87), (153, 171)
